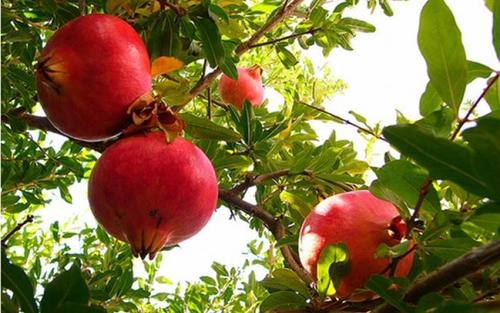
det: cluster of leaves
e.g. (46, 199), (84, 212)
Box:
(2, 0), (500, 312)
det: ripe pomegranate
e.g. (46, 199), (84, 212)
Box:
(88, 132), (218, 259)
(218, 66), (264, 109)
(299, 190), (414, 298)
(36, 14), (151, 141)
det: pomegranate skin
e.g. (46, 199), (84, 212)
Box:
(36, 14), (151, 141)
(88, 132), (218, 258)
(218, 66), (264, 109)
(299, 190), (414, 298)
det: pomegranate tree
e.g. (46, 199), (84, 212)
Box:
(36, 14), (151, 141)
(88, 132), (218, 259)
(299, 190), (414, 298)
(218, 66), (264, 109)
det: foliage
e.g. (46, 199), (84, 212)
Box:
(2, 0), (500, 312)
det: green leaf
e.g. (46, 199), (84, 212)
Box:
(240, 101), (254, 145)
(468, 202), (500, 233)
(192, 17), (225, 68)
(383, 124), (492, 199)
(259, 291), (307, 313)
(208, 4), (229, 23)
(370, 160), (441, 221)
(419, 82), (442, 116)
(54, 304), (106, 313)
(375, 241), (412, 259)
(260, 269), (310, 297)
(180, 113), (241, 141)
(485, 78), (500, 110)
(279, 190), (312, 218)
(418, 0), (467, 113)
(340, 18), (376, 33)
(40, 264), (90, 313)
(466, 61), (493, 83)
(494, 0), (500, 60)
(219, 57), (238, 80)
(317, 243), (351, 298)
(414, 107), (455, 138)
(275, 44), (298, 69)
(366, 275), (412, 313)
(2, 251), (38, 313)
(425, 238), (480, 260)
(95, 226), (110, 245)
(462, 117), (500, 199)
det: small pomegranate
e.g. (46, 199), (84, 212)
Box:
(218, 66), (264, 109)
(299, 190), (414, 298)
(36, 14), (151, 141)
(88, 132), (218, 259)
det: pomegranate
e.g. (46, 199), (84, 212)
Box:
(299, 190), (414, 298)
(36, 14), (151, 141)
(218, 66), (264, 109)
(88, 132), (218, 259)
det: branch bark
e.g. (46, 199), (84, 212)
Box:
(2, 109), (113, 153)
(373, 240), (500, 313)
(218, 189), (314, 286)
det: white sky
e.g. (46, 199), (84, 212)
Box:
(36, 0), (498, 292)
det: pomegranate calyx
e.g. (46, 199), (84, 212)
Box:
(248, 65), (263, 78)
(388, 216), (407, 241)
(124, 93), (185, 141)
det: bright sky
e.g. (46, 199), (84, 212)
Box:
(37, 0), (498, 292)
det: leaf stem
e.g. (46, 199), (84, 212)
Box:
(299, 101), (387, 142)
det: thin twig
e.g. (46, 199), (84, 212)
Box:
(299, 101), (387, 142)
(406, 177), (432, 234)
(249, 27), (321, 48)
(373, 240), (500, 313)
(198, 94), (229, 110)
(450, 72), (499, 140)
(1, 215), (34, 246)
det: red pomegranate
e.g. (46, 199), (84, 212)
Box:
(88, 132), (218, 259)
(218, 66), (264, 109)
(299, 190), (414, 298)
(36, 14), (151, 141)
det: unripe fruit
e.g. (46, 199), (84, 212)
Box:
(218, 66), (264, 109)
(36, 14), (151, 141)
(88, 132), (218, 259)
(299, 190), (414, 298)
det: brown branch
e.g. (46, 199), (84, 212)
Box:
(218, 189), (314, 285)
(249, 27), (321, 48)
(188, 0), (305, 99)
(299, 102), (387, 142)
(2, 109), (113, 153)
(1, 215), (34, 246)
(450, 71), (499, 140)
(373, 240), (500, 313)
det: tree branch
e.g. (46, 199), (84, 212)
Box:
(1, 215), (34, 246)
(218, 189), (314, 285)
(2, 109), (113, 153)
(188, 0), (305, 99)
(373, 240), (500, 313)
(249, 27), (321, 48)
